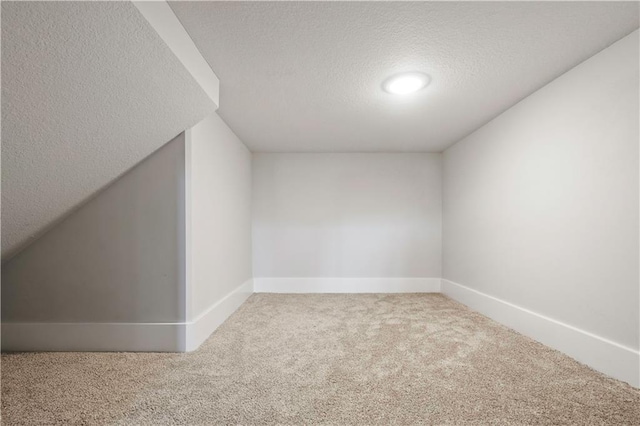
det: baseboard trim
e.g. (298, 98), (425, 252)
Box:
(441, 279), (640, 388)
(1, 322), (186, 352)
(254, 277), (441, 293)
(1, 279), (254, 353)
(185, 279), (253, 351)
(4, 277), (637, 387)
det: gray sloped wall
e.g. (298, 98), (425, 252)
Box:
(1, 134), (187, 324)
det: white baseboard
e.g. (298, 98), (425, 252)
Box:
(1, 322), (186, 352)
(185, 279), (253, 351)
(441, 279), (640, 388)
(1, 279), (254, 353)
(254, 277), (441, 293)
(5, 277), (637, 388)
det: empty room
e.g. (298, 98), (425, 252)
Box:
(1, 1), (639, 424)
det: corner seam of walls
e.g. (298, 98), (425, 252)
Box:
(183, 129), (193, 323)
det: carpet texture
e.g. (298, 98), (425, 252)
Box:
(2, 294), (639, 425)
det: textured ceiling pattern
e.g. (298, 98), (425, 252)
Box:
(1, 2), (216, 259)
(170, 1), (639, 152)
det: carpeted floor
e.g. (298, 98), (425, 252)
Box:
(2, 294), (639, 425)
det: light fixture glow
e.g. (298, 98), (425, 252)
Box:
(382, 72), (430, 95)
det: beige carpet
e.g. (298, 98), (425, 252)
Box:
(2, 294), (639, 425)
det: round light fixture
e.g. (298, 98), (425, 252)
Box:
(382, 72), (431, 95)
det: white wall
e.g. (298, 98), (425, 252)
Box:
(252, 153), (442, 287)
(443, 30), (639, 354)
(186, 113), (252, 321)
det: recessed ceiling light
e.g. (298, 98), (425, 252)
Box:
(382, 72), (431, 95)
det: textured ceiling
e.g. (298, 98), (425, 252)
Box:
(1, 2), (216, 260)
(170, 1), (639, 152)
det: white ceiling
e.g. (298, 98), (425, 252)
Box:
(170, 1), (639, 152)
(1, 2), (215, 260)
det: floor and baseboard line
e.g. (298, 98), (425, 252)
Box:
(3, 277), (637, 388)
(253, 277), (441, 293)
(1, 279), (254, 353)
(185, 279), (253, 351)
(441, 278), (640, 388)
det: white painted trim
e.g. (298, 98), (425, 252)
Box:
(1, 322), (186, 352)
(185, 279), (254, 351)
(133, 1), (220, 108)
(5, 277), (636, 387)
(254, 277), (441, 293)
(441, 279), (640, 388)
(1, 280), (253, 353)
(183, 129), (193, 322)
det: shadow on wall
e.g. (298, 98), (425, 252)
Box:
(1, 134), (188, 325)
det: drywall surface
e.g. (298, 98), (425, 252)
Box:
(1, 1), (215, 260)
(170, 1), (638, 152)
(253, 153), (442, 278)
(1, 135), (187, 323)
(443, 31), (639, 349)
(186, 113), (252, 320)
